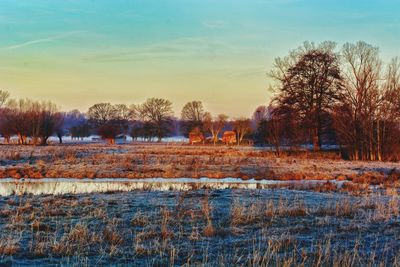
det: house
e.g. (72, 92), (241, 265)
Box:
(189, 131), (205, 145)
(222, 131), (237, 145)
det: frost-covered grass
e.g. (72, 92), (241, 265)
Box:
(0, 189), (399, 266)
(0, 143), (399, 265)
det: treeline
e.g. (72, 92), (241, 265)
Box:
(262, 41), (400, 161)
(0, 95), (64, 145)
(0, 94), (252, 146)
(0, 40), (399, 161)
(84, 99), (252, 145)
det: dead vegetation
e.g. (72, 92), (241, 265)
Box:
(0, 189), (399, 265)
(0, 144), (399, 189)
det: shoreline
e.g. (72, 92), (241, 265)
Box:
(0, 177), (346, 196)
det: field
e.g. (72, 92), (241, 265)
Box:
(0, 143), (400, 266)
(0, 143), (399, 186)
(0, 189), (399, 266)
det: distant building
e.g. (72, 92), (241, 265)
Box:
(222, 131), (236, 145)
(189, 131), (204, 145)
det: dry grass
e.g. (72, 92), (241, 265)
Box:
(0, 143), (399, 264)
(0, 237), (20, 256)
(0, 189), (399, 265)
(0, 144), (398, 189)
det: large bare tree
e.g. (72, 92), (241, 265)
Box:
(0, 90), (10, 108)
(181, 101), (205, 136)
(36, 102), (60, 146)
(0, 90), (11, 142)
(233, 118), (251, 145)
(0, 99), (61, 145)
(270, 41), (343, 151)
(203, 113), (228, 145)
(88, 103), (118, 127)
(252, 105), (271, 124)
(181, 101), (205, 122)
(334, 41), (384, 160)
(138, 98), (174, 142)
(88, 103), (128, 144)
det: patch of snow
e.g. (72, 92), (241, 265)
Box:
(0, 178), (344, 196)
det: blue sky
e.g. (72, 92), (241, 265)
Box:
(0, 0), (399, 116)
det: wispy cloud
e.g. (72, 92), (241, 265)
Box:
(82, 37), (235, 63)
(3, 31), (86, 50)
(203, 20), (226, 29)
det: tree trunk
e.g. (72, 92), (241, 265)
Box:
(377, 120), (382, 161)
(33, 136), (39, 146)
(313, 135), (319, 152)
(17, 133), (23, 145)
(107, 138), (115, 145)
(41, 137), (48, 146)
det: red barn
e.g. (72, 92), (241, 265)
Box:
(189, 132), (205, 145)
(222, 131), (237, 145)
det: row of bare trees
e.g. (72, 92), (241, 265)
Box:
(87, 98), (175, 143)
(87, 99), (252, 145)
(180, 101), (252, 145)
(0, 92), (252, 146)
(267, 41), (400, 160)
(1, 40), (398, 159)
(0, 96), (63, 145)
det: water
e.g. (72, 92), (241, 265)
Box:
(0, 178), (344, 196)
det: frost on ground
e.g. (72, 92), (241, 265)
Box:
(0, 178), (347, 196)
(0, 143), (399, 266)
(0, 189), (399, 266)
(0, 144), (399, 186)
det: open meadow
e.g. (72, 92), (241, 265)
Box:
(1, 0), (400, 265)
(0, 143), (399, 266)
(0, 143), (399, 189)
(0, 188), (399, 266)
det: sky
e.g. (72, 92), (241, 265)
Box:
(0, 0), (399, 117)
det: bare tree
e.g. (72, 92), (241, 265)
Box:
(233, 118), (251, 145)
(97, 123), (120, 144)
(203, 113), (228, 145)
(0, 108), (13, 143)
(252, 105), (271, 124)
(270, 41), (343, 151)
(63, 110), (90, 140)
(181, 101), (204, 122)
(0, 90), (10, 142)
(70, 124), (91, 140)
(4, 99), (35, 144)
(257, 105), (304, 152)
(334, 41), (383, 160)
(54, 112), (65, 144)
(0, 90), (10, 108)
(88, 103), (121, 144)
(181, 101), (205, 136)
(377, 57), (400, 160)
(88, 103), (117, 127)
(38, 102), (60, 145)
(138, 98), (174, 142)
(0, 99), (60, 145)
(114, 104), (133, 138)
(129, 104), (140, 120)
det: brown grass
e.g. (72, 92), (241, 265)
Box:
(0, 190), (399, 265)
(0, 238), (20, 256)
(0, 143), (397, 188)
